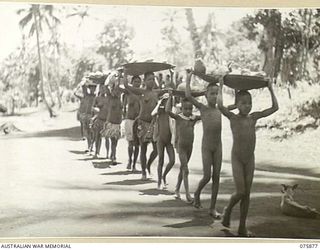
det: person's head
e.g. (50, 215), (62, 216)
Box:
(236, 90), (252, 116)
(131, 75), (141, 88)
(144, 72), (155, 89)
(181, 98), (193, 117)
(205, 83), (219, 107)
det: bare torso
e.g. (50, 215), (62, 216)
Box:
(96, 96), (109, 121)
(200, 106), (222, 151)
(138, 90), (158, 122)
(230, 114), (256, 163)
(176, 118), (197, 150)
(157, 108), (171, 144)
(126, 93), (140, 120)
(107, 95), (122, 124)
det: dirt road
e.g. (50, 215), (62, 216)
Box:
(0, 110), (319, 239)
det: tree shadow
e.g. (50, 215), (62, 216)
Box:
(164, 210), (213, 228)
(2, 126), (81, 140)
(139, 188), (175, 196)
(223, 159), (320, 178)
(103, 179), (157, 186)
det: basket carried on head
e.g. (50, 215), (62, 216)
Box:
(122, 61), (175, 76)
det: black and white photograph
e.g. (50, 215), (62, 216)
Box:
(0, 1), (319, 240)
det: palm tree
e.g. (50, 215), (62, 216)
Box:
(185, 8), (204, 59)
(18, 4), (61, 117)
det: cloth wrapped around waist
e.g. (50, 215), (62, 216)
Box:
(137, 119), (155, 143)
(100, 122), (121, 139)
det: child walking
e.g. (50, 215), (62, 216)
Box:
(218, 77), (278, 237)
(165, 92), (201, 203)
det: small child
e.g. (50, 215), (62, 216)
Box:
(165, 93), (201, 203)
(152, 93), (175, 190)
(218, 77), (278, 237)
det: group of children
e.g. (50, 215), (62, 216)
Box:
(75, 68), (279, 237)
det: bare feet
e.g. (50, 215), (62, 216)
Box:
(193, 199), (202, 209)
(209, 209), (222, 219)
(221, 207), (231, 228)
(238, 229), (254, 237)
(186, 194), (194, 204)
(175, 190), (181, 200)
(141, 173), (147, 180)
(127, 163), (131, 170)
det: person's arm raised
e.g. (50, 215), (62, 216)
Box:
(251, 79), (279, 120)
(217, 76), (234, 119)
(185, 69), (205, 110)
(165, 92), (180, 120)
(122, 69), (145, 96)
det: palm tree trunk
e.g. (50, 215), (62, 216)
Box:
(185, 8), (204, 59)
(32, 5), (54, 117)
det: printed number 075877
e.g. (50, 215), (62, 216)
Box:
(300, 244), (318, 248)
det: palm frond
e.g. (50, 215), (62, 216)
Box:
(29, 23), (36, 37)
(19, 12), (33, 28)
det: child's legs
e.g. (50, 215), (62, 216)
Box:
(140, 142), (148, 176)
(127, 141), (134, 166)
(210, 144), (222, 210)
(239, 156), (255, 234)
(163, 143), (175, 184)
(105, 137), (110, 157)
(157, 141), (165, 187)
(95, 133), (102, 155)
(176, 168), (183, 193)
(223, 154), (246, 221)
(110, 137), (118, 159)
(179, 148), (192, 200)
(132, 144), (139, 169)
(147, 141), (158, 173)
(194, 147), (213, 203)
(80, 122), (84, 137)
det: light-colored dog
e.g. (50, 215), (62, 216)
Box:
(280, 184), (320, 218)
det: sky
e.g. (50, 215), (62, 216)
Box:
(0, 2), (253, 62)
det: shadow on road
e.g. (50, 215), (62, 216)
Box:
(104, 179), (156, 186)
(1, 126), (81, 140)
(164, 210), (213, 228)
(68, 150), (86, 155)
(92, 161), (112, 169)
(101, 170), (142, 176)
(139, 188), (174, 196)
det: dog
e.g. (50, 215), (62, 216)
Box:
(280, 184), (320, 218)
